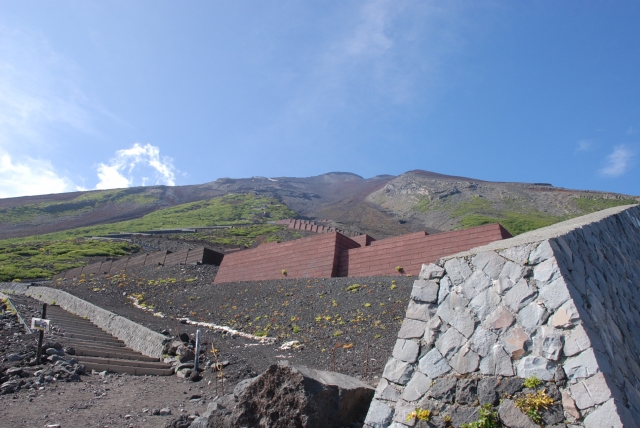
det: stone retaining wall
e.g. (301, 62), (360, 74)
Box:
(365, 205), (640, 428)
(0, 284), (167, 359)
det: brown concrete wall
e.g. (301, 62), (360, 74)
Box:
(339, 224), (511, 277)
(213, 232), (361, 284)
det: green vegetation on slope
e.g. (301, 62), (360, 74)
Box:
(415, 196), (565, 236)
(171, 224), (302, 248)
(415, 195), (638, 236)
(0, 188), (161, 224)
(0, 239), (140, 282)
(458, 212), (564, 236)
(5, 194), (297, 244)
(573, 196), (638, 213)
(0, 193), (297, 280)
(451, 197), (565, 235)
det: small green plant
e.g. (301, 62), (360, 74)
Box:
(523, 375), (542, 389)
(363, 303), (371, 308)
(51, 300), (56, 305)
(460, 403), (499, 428)
(395, 266), (403, 272)
(346, 284), (360, 292)
(292, 324), (301, 333)
(406, 408), (431, 422)
(390, 283), (397, 290)
(333, 330), (343, 337)
(281, 269), (287, 276)
(515, 389), (554, 424)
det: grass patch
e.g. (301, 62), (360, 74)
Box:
(170, 224), (289, 247)
(4, 194), (296, 244)
(0, 188), (161, 224)
(459, 211), (564, 236)
(574, 196), (638, 213)
(0, 239), (140, 282)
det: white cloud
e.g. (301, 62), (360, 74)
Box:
(576, 140), (593, 152)
(0, 152), (77, 198)
(600, 145), (634, 177)
(95, 143), (175, 190)
(627, 126), (638, 136)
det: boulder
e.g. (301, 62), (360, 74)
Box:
(232, 361), (374, 428)
(176, 345), (195, 363)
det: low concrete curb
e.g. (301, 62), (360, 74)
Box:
(0, 283), (167, 359)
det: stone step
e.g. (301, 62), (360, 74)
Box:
(59, 332), (125, 345)
(61, 337), (126, 348)
(10, 301), (169, 376)
(54, 325), (117, 339)
(81, 360), (174, 376)
(77, 356), (171, 370)
(73, 346), (160, 362)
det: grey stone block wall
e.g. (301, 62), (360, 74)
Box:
(0, 284), (167, 359)
(364, 205), (640, 428)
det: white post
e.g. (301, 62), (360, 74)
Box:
(194, 329), (201, 372)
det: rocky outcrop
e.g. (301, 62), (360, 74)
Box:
(192, 361), (374, 428)
(233, 361), (374, 428)
(365, 204), (640, 427)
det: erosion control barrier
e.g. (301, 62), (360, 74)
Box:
(52, 246), (224, 281)
(0, 284), (167, 359)
(214, 223), (510, 284)
(364, 204), (640, 428)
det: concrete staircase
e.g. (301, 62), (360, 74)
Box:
(44, 305), (173, 376)
(4, 293), (174, 376)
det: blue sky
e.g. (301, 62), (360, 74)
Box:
(0, 1), (639, 198)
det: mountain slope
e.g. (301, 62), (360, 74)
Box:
(367, 170), (639, 234)
(1, 170), (638, 241)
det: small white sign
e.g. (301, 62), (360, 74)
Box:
(31, 318), (50, 331)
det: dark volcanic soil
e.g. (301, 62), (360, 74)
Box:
(51, 265), (414, 381)
(4, 265), (416, 427)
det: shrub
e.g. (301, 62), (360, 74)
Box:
(515, 389), (554, 424)
(407, 408), (430, 422)
(460, 403), (499, 428)
(523, 375), (542, 389)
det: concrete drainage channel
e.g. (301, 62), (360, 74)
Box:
(2, 285), (174, 377)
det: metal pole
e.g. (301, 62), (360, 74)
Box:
(194, 329), (201, 372)
(36, 303), (47, 363)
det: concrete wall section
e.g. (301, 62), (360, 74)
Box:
(53, 247), (224, 281)
(365, 205), (640, 428)
(214, 232), (361, 284)
(350, 234), (376, 247)
(342, 224), (510, 278)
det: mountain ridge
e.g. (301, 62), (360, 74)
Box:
(1, 170), (638, 241)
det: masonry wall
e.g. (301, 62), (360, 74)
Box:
(364, 205), (640, 428)
(213, 232), (361, 284)
(275, 218), (362, 237)
(339, 224), (511, 278)
(52, 247), (223, 281)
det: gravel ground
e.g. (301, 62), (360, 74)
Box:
(3, 264), (416, 427)
(51, 265), (415, 381)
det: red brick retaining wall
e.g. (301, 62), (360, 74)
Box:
(339, 223), (511, 277)
(52, 247), (223, 280)
(213, 223), (511, 284)
(213, 232), (361, 284)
